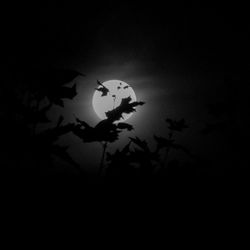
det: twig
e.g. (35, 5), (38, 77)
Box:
(99, 142), (108, 176)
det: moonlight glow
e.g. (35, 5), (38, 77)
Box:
(92, 80), (137, 121)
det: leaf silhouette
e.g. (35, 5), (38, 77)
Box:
(28, 122), (77, 168)
(94, 119), (121, 142)
(39, 123), (75, 143)
(52, 98), (64, 107)
(106, 96), (145, 122)
(128, 146), (159, 176)
(75, 116), (91, 128)
(51, 145), (80, 169)
(72, 95), (144, 144)
(27, 68), (83, 106)
(129, 136), (150, 152)
(106, 142), (135, 176)
(46, 84), (78, 107)
(95, 80), (109, 96)
(47, 69), (85, 86)
(121, 141), (132, 154)
(72, 118), (121, 143)
(117, 122), (134, 131)
(154, 134), (192, 156)
(72, 123), (96, 143)
(39, 68), (84, 89)
(60, 84), (77, 99)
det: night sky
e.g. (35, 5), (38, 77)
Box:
(3, 2), (248, 180)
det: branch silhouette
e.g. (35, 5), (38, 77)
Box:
(106, 96), (145, 122)
(106, 118), (191, 177)
(72, 96), (145, 175)
(95, 80), (110, 96)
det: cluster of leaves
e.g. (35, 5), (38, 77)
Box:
(71, 92), (145, 174)
(105, 96), (145, 122)
(72, 117), (134, 143)
(71, 81), (145, 145)
(26, 68), (84, 107)
(106, 137), (159, 177)
(30, 117), (80, 169)
(1, 68), (84, 171)
(105, 118), (192, 177)
(2, 67), (195, 178)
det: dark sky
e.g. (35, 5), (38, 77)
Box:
(4, 2), (248, 175)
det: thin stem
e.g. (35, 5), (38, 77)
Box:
(99, 142), (108, 176)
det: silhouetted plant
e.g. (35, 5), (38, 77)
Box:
(128, 136), (159, 176)
(95, 80), (110, 96)
(72, 96), (145, 175)
(105, 118), (191, 177)
(30, 117), (80, 169)
(2, 68), (84, 171)
(105, 141), (136, 176)
(154, 118), (190, 171)
(3, 65), (198, 178)
(26, 68), (84, 106)
(106, 96), (145, 122)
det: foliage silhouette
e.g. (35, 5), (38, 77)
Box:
(72, 118), (121, 143)
(154, 135), (191, 155)
(72, 96), (145, 174)
(95, 80), (109, 96)
(47, 84), (78, 107)
(106, 96), (145, 122)
(105, 118), (191, 177)
(1, 68), (84, 174)
(27, 68), (84, 107)
(117, 123), (134, 131)
(31, 120), (80, 170)
(3, 65), (200, 179)
(105, 141), (137, 177)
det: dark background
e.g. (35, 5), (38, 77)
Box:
(2, 1), (249, 188)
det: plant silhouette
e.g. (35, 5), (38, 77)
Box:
(105, 118), (192, 177)
(30, 118), (80, 169)
(95, 80), (109, 96)
(2, 66), (199, 179)
(106, 96), (145, 122)
(72, 96), (145, 174)
(1, 67), (84, 173)
(154, 118), (191, 174)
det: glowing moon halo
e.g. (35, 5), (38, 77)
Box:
(92, 80), (137, 121)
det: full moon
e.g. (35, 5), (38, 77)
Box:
(92, 80), (137, 121)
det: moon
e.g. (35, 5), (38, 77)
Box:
(92, 80), (137, 121)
